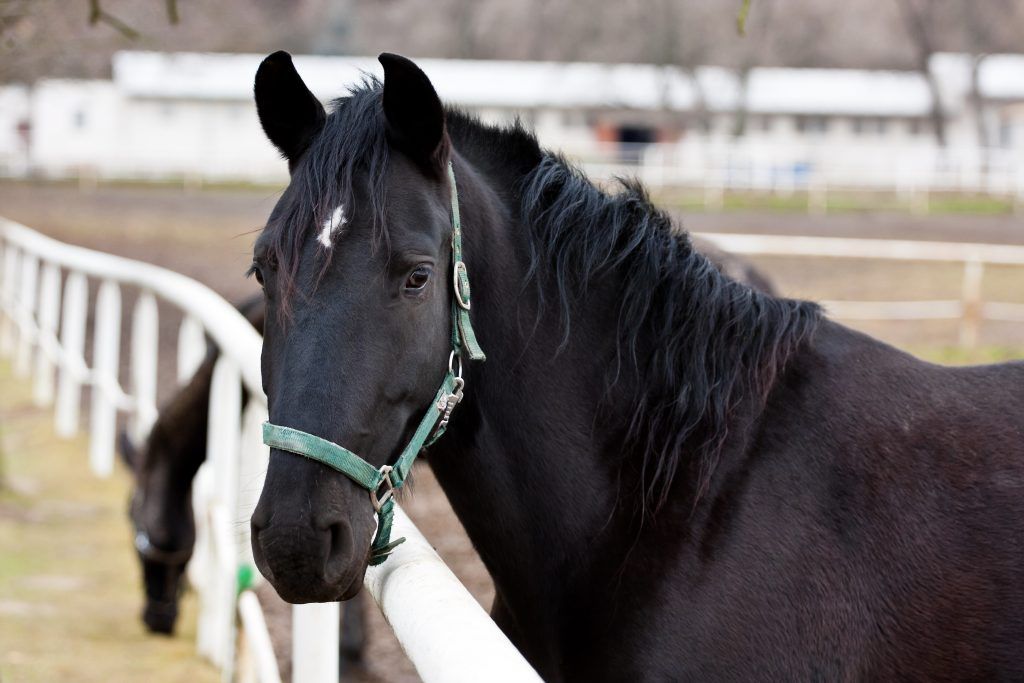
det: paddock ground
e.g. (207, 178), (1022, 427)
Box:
(0, 180), (1020, 681)
(0, 361), (218, 683)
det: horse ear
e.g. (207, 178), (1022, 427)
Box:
(255, 51), (326, 171)
(379, 53), (449, 174)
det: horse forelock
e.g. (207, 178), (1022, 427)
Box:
(259, 77), (391, 312)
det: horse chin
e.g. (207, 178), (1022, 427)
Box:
(142, 599), (179, 635)
(272, 576), (361, 604)
(260, 557), (365, 604)
(338, 571), (365, 601)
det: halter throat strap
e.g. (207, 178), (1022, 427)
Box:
(262, 161), (485, 565)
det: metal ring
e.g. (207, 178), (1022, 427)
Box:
(448, 350), (463, 379)
(453, 260), (471, 310)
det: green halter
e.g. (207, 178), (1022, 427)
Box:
(262, 162), (485, 565)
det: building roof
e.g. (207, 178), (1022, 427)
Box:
(111, 50), (1024, 117)
(978, 54), (1024, 100)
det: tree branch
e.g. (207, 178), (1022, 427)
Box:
(87, 0), (140, 39)
(166, 0), (179, 25)
(736, 0), (752, 36)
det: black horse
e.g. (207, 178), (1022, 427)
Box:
(122, 295), (266, 633)
(248, 52), (1024, 681)
(120, 296), (365, 674)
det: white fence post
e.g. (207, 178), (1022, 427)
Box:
(89, 279), (121, 477)
(203, 356), (242, 679)
(192, 461), (216, 657)
(292, 603), (340, 683)
(14, 252), (38, 377)
(237, 591), (283, 683)
(55, 272), (88, 437)
(237, 400), (269, 573)
(130, 290), (159, 444)
(0, 245), (19, 355)
(33, 262), (61, 406)
(177, 314), (206, 385)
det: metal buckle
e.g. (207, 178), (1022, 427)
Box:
(370, 465), (395, 512)
(453, 260), (471, 310)
(436, 353), (466, 434)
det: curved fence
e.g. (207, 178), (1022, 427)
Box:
(0, 218), (541, 683)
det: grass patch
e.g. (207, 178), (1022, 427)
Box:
(909, 345), (1024, 366)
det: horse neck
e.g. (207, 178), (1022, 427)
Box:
(139, 352), (215, 545)
(427, 155), (650, 652)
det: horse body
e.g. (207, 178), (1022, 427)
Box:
(428, 147), (1024, 680)
(248, 52), (1024, 681)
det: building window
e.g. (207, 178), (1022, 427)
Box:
(999, 120), (1013, 148)
(853, 117), (887, 135)
(908, 118), (929, 136)
(796, 115), (828, 135)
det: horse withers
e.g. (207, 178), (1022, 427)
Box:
(248, 51), (1024, 681)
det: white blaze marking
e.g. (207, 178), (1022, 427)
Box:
(317, 205), (347, 248)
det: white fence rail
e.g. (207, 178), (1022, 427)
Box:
(696, 232), (1024, 347)
(0, 218), (541, 683)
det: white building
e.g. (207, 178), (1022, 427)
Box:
(1, 50), (1022, 193)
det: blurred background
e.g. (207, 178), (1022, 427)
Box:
(0, 0), (1022, 352)
(0, 1), (1021, 682)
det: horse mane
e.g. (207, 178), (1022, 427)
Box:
(515, 154), (822, 511)
(260, 79), (822, 511)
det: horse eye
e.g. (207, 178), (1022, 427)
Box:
(250, 263), (265, 287)
(405, 265), (431, 291)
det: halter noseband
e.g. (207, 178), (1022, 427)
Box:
(262, 162), (486, 565)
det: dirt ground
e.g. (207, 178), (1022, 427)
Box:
(0, 180), (1021, 681)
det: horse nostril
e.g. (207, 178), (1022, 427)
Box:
(326, 519), (356, 570)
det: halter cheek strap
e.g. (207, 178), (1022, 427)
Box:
(262, 161), (485, 565)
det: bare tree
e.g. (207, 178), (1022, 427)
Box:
(895, 0), (948, 146)
(4, 0), (1023, 100)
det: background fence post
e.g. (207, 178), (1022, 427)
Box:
(89, 279), (121, 477)
(14, 252), (38, 377)
(55, 271), (87, 437)
(959, 258), (984, 348)
(130, 290), (159, 444)
(178, 314), (206, 385)
(0, 245), (20, 355)
(33, 262), (61, 406)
